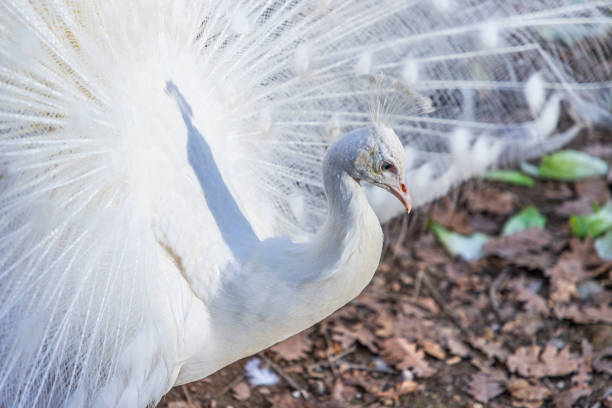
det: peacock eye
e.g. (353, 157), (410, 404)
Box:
(380, 160), (397, 174)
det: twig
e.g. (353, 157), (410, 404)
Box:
(342, 363), (394, 374)
(215, 373), (245, 398)
(330, 346), (357, 363)
(182, 385), (193, 404)
(259, 353), (310, 399)
(308, 346), (356, 370)
(489, 269), (509, 321)
(322, 325), (340, 378)
(412, 268), (424, 301)
(422, 267), (473, 339)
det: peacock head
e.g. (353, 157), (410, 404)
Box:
(327, 125), (411, 212)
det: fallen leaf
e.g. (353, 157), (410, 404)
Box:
(266, 392), (317, 408)
(446, 338), (470, 358)
(376, 380), (423, 401)
(413, 239), (451, 263)
(446, 356), (461, 365)
(342, 369), (386, 394)
(502, 313), (544, 338)
(575, 179), (611, 205)
(420, 340), (446, 360)
(502, 206), (547, 236)
(232, 381), (251, 401)
(332, 323), (378, 353)
(331, 380), (358, 402)
(583, 304), (612, 324)
(167, 402), (202, 408)
(543, 182), (574, 200)
(468, 373), (505, 403)
(381, 337), (436, 377)
(471, 337), (508, 362)
(374, 310), (395, 338)
(507, 378), (551, 407)
(429, 196), (474, 235)
(507, 345), (579, 378)
(555, 198), (594, 217)
(484, 170), (535, 187)
(270, 333), (313, 362)
(484, 228), (552, 259)
(465, 186), (517, 215)
(536, 149), (609, 181)
(430, 221), (488, 261)
(553, 385), (592, 408)
(546, 256), (583, 303)
(593, 347), (612, 375)
(595, 230), (612, 261)
(569, 202), (612, 238)
(509, 280), (549, 315)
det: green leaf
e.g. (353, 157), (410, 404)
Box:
(502, 206), (547, 236)
(569, 202), (612, 238)
(536, 149), (608, 181)
(595, 230), (612, 261)
(430, 221), (488, 261)
(484, 170), (535, 187)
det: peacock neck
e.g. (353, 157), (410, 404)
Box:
(185, 149), (383, 382)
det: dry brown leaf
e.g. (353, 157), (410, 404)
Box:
(502, 313), (544, 338)
(376, 379), (423, 401)
(381, 337), (436, 377)
(446, 356), (461, 365)
(384, 309), (426, 340)
(465, 186), (516, 215)
(417, 297), (441, 315)
(471, 337), (508, 362)
(374, 310), (395, 338)
(167, 402), (202, 408)
(467, 373), (505, 403)
(507, 378), (551, 405)
(509, 281), (549, 315)
(575, 179), (611, 205)
(583, 304), (612, 324)
(554, 198), (594, 217)
(231, 381), (251, 401)
(553, 385), (592, 408)
(270, 333), (313, 362)
(543, 182), (573, 200)
(546, 257), (582, 303)
(330, 380), (358, 402)
(507, 345), (579, 378)
(266, 392), (317, 408)
(484, 229), (552, 259)
(332, 323), (378, 353)
(593, 347), (612, 375)
(413, 235), (451, 264)
(555, 303), (612, 325)
(430, 196), (474, 235)
(420, 340), (446, 360)
(343, 369), (386, 394)
(447, 338), (470, 358)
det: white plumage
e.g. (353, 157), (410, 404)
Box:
(0, 1), (610, 406)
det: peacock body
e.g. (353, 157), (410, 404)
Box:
(0, 1), (610, 406)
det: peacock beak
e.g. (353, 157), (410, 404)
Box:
(387, 182), (412, 213)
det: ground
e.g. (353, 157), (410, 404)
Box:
(159, 130), (612, 408)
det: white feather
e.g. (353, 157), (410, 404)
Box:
(0, 1), (610, 406)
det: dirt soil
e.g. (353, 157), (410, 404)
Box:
(159, 130), (612, 408)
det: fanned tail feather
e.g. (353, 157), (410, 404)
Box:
(1, 0), (610, 405)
